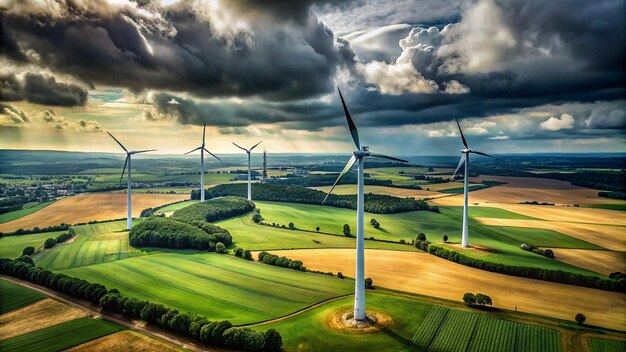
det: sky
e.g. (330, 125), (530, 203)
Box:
(0, 0), (624, 155)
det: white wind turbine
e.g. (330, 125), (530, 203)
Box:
(452, 119), (498, 248)
(184, 123), (221, 202)
(324, 88), (407, 321)
(232, 141), (262, 201)
(108, 132), (156, 230)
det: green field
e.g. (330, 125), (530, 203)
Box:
(588, 337), (626, 352)
(61, 252), (353, 324)
(0, 230), (67, 258)
(154, 200), (198, 215)
(0, 279), (46, 314)
(255, 291), (562, 352)
(36, 221), (146, 270)
(0, 201), (54, 224)
(0, 317), (123, 352)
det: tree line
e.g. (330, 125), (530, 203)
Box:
(598, 191), (626, 200)
(0, 258), (282, 352)
(266, 173), (394, 187)
(129, 217), (232, 251)
(258, 251), (306, 271)
(196, 184), (438, 214)
(427, 245), (625, 292)
(0, 224), (70, 237)
(173, 196), (255, 223)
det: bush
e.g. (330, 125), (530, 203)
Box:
(475, 293), (493, 306)
(521, 243), (555, 259)
(173, 196), (255, 223)
(264, 329), (282, 352)
(575, 313), (586, 325)
(215, 242), (226, 253)
(243, 250), (253, 261)
(129, 217), (231, 251)
(44, 238), (57, 249)
(417, 233), (427, 241)
(315, 226), (320, 232)
(288, 222), (295, 230)
(252, 213), (264, 224)
(22, 246), (35, 256)
(17, 255), (34, 265)
(365, 277), (373, 289)
(370, 218), (380, 229)
(609, 272), (625, 280)
(234, 247), (244, 257)
(443, 234), (448, 242)
(343, 224), (351, 237)
(337, 272), (344, 279)
(55, 232), (73, 243)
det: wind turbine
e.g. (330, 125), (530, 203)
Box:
(324, 88), (407, 321)
(184, 123), (221, 202)
(452, 119), (498, 248)
(232, 140), (262, 201)
(108, 132), (156, 230)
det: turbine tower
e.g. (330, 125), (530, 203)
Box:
(232, 141), (262, 200)
(452, 119), (498, 248)
(184, 123), (221, 202)
(108, 132), (156, 230)
(262, 149), (268, 182)
(324, 88), (407, 321)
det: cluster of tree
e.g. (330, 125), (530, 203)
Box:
(370, 219), (380, 229)
(234, 247), (253, 260)
(427, 245), (625, 292)
(463, 292), (493, 306)
(414, 233), (430, 251)
(43, 229), (75, 249)
(140, 199), (188, 217)
(415, 175), (448, 184)
(129, 218), (232, 251)
(252, 209), (264, 224)
(520, 244), (555, 259)
(0, 258), (281, 352)
(198, 184), (438, 214)
(541, 170), (626, 192)
(0, 196), (50, 215)
(598, 191), (626, 200)
(609, 272), (625, 281)
(266, 173), (393, 187)
(174, 196), (255, 223)
(519, 201), (554, 206)
(257, 251), (306, 271)
(0, 224), (70, 237)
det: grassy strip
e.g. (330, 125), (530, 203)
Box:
(0, 279), (46, 314)
(0, 201), (54, 224)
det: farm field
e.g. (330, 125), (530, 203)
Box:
(60, 252), (353, 324)
(0, 201), (54, 224)
(66, 330), (181, 352)
(0, 193), (188, 232)
(0, 280), (45, 314)
(154, 199), (198, 216)
(0, 230), (67, 258)
(0, 298), (86, 340)
(312, 184), (447, 199)
(35, 220), (147, 270)
(264, 248), (626, 331)
(0, 317), (123, 352)
(587, 337), (626, 352)
(550, 249), (626, 276)
(255, 291), (562, 352)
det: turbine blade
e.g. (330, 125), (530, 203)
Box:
(184, 146), (202, 155)
(471, 150), (500, 160)
(452, 155), (466, 179)
(337, 87), (361, 150)
(119, 155), (129, 184)
(455, 119), (469, 148)
(232, 142), (248, 152)
(250, 141), (263, 151)
(369, 152), (408, 163)
(204, 147), (222, 161)
(108, 132), (128, 152)
(322, 155), (357, 204)
(130, 149), (157, 154)
(202, 122), (206, 147)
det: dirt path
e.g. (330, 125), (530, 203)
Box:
(0, 276), (220, 352)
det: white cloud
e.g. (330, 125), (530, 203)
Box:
(167, 98), (181, 105)
(444, 80), (470, 94)
(427, 130), (444, 137)
(489, 135), (510, 140)
(465, 126), (488, 134)
(361, 61), (438, 95)
(539, 113), (574, 131)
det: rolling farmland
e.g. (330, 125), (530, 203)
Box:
(0, 201), (54, 224)
(587, 338), (626, 352)
(0, 230), (67, 258)
(0, 280), (45, 314)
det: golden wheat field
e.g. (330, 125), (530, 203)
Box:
(549, 249), (626, 276)
(0, 193), (188, 232)
(66, 330), (181, 352)
(312, 185), (448, 199)
(0, 298), (86, 340)
(266, 248), (626, 331)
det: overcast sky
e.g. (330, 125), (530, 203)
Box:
(0, 0), (624, 155)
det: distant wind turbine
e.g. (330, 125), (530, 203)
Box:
(452, 119), (498, 248)
(324, 88), (407, 321)
(232, 140), (262, 201)
(184, 123), (221, 202)
(108, 132), (156, 230)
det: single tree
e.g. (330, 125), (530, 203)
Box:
(475, 293), (493, 306)
(22, 246), (35, 256)
(44, 238), (57, 249)
(343, 224), (351, 237)
(443, 234), (448, 242)
(288, 222), (295, 230)
(215, 242), (226, 253)
(575, 313), (586, 325)
(252, 213), (263, 224)
(337, 272), (344, 279)
(417, 233), (427, 241)
(365, 277), (373, 289)
(234, 247), (244, 257)
(543, 249), (555, 259)
(315, 226), (320, 232)
(243, 250), (253, 261)
(463, 292), (476, 305)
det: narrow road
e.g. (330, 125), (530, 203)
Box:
(0, 276), (222, 352)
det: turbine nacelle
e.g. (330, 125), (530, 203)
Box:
(461, 149), (471, 154)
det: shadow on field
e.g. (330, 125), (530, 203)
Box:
(380, 327), (414, 347)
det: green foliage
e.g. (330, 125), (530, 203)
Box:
(17, 255), (34, 265)
(0, 225), (70, 237)
(43, 238), (57, 249)
(463, 292), (476, 305)
(288, 222), (295, 230)
(365, 277), (373, 289)
(129, 217), (231, 250)
(427, 245), (625, 292)
(243, 249), (253, 260)
(343, 224), (351, 237)
(198, 183), (436, 214)
(370, 218), (380, 229)
(22, 246), (35, 256)
(521, 243), (555, 259)
(234, 247), (244, 257)
(417, 233), (427, 241)
(252, 213), (264, 224)
(337, 272), (344, 279)
(173, 196), (255, 223)
(215, 242), (226, 253)
(475, 293), (493, 306)
(443, 234), (448, 242)
(258, 251), (306, 271)
(575, 313), (586, 325)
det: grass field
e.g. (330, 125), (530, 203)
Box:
(0, 231), (66, 258)
(154, 200), (198, 216)
(61, 252), (353, 324)
(0, 201), (54, 224)
(255, 291), (562, 352)
(0, 280), (45, 314)
(36, 220), (146, 270)
(267, 249), (626, 331)
(66, 330), (181, 352)
(0, 193), (188, 233)
(0, 317), (123, 352)
(587, 337), (626, 352)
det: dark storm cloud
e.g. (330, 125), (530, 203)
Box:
(0, 0), (356, 101)
(0, 73), (88, 106)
